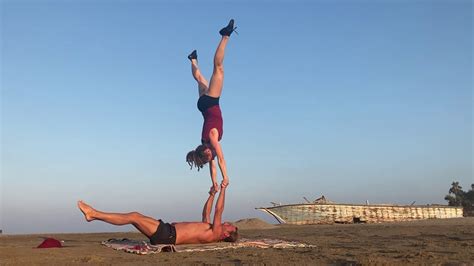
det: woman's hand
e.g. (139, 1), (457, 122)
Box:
(213, 182), (220, 193)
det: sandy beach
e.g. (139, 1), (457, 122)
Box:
(1, 217), (473, 265)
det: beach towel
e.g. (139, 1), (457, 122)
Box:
(101, 238), (176, 255)
(102, 238), (315, 255)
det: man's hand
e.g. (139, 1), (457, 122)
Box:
(221, 181), (229, 189)
(209, 185), (218, 196)
(222, 177), (229, 188)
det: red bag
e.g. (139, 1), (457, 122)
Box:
(37, 238), (62, 248)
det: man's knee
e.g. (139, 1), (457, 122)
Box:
(130, 212), (142, 220)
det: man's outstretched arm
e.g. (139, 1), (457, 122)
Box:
(212, 182), (228, 229)
(202, 186), (217, 223)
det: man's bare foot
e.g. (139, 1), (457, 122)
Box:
(77, 200), (96, 222)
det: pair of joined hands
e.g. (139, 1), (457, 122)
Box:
(209, 181), (229, 195)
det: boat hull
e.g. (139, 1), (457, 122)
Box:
(257, 204), (463, 224)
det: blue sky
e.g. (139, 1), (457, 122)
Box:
(1, 0), (472, 234)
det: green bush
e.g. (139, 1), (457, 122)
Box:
(445, 182), (474, 217)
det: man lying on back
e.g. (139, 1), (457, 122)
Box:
(78, 182), (238, 245)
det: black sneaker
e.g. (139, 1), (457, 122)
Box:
(219, 19), (237, 36)
(188, 50), (197, 61)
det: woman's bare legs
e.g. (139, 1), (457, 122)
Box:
(190, 53), (209, 97)
(78, 200), (158, 238)
(207, 36), (229, 98)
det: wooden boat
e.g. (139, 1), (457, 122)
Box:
(256, 196), (463, 224)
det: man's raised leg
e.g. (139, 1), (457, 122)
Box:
(77, 200), (159, 238)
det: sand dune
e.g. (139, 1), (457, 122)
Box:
(233, 218), (276, 230)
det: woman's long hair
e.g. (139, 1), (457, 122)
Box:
(186, 144), (213, 171)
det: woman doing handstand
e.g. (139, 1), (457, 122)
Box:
(186, 19), (237, 192)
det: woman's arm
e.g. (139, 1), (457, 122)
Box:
(209, 129), (229, 185)
(209, 160), (219, 192)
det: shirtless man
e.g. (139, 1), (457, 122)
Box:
(77, 182), (238, 245)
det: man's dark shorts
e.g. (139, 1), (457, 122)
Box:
(149, 219), (177, 245)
